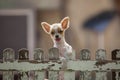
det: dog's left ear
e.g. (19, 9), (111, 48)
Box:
(61, 17), (70, 30)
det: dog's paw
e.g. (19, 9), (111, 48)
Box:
(67, 50), (76, 60)
(66, 52), (74, 60)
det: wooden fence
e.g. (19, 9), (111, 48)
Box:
(0, 48), (120, 80)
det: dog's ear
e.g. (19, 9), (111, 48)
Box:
(61, 17), (70, 30)
(41, 22), (51, 34)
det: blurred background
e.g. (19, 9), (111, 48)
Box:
(0, 0), (120, 60)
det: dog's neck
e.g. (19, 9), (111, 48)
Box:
(53, 37), (67, 48)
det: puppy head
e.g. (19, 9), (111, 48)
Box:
(41, 17), (70, 42)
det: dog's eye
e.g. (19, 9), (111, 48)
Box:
(59, 30), (63, 33)
(51, 31), (55, 35)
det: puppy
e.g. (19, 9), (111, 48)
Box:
(41, 17), (74, 80)
(41, 17), (74, 60)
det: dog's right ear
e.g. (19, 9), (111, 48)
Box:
(41, 22), (51, 34)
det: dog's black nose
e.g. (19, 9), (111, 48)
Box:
(55, 35), (59, 38)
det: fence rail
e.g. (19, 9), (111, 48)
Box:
(0, 48), (120, 80)
(0, 60), (120, 71)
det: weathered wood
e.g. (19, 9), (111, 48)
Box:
(28, 71), (34, 80)
(14, 71), (19, 80)
(0, 48), (120, 80)
(34, 48), (44, 61)
(79, 71), (94, 80)
(95, 49), (107, 80)
(79, 71), (84, 80)
(3, 71), (14, 80)
(48, 48), (60, 80)
(84, 71), (92, 80)
(112, 49), (120, 80)
(79, 49), (91, 60)
(18, 72), (29, 80)
(95, 71), (107, 80)
(64, 71), (75, 80)
(0, 71), (2, 80)
(79, 49), (92, 80)
(49, 71), (58, 80)
(112, 49), (120, 60)
(96, 49), (106, 60)
(49, 48), (59, 60)
(18, 48), (29, 61)
(115, 71), (120, 80)
(34, 71), (45, 80)
(3, 48), (15, 62)
(0, 60), (120, 71)
(80, 71), (92, 80)
(28, 71), (45, 80)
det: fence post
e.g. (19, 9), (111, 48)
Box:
(48, 48), (59, 61)
(80, 49), (91, 60)
(0, 71), (2, 80)
(49, 71), (58, 80)
(3, 71), (14, 80)
(63, 71), (75, 80)
(18, 48), (29, 61)
(111, 49), (120, 80)
(2, 48), (16, 80)
(14, 71), (19, 80)
(33, 48), (44, 61)
(95, 49), (107, 80)
(48, 47), (59, 80)
(79, 49), (92, 80)
(18, 72), (29, 80)
(3, 48), (15, 62)
(62, 49), (76, 80)
(18, 48), (29, 80)
(33, 48), (45, 80)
